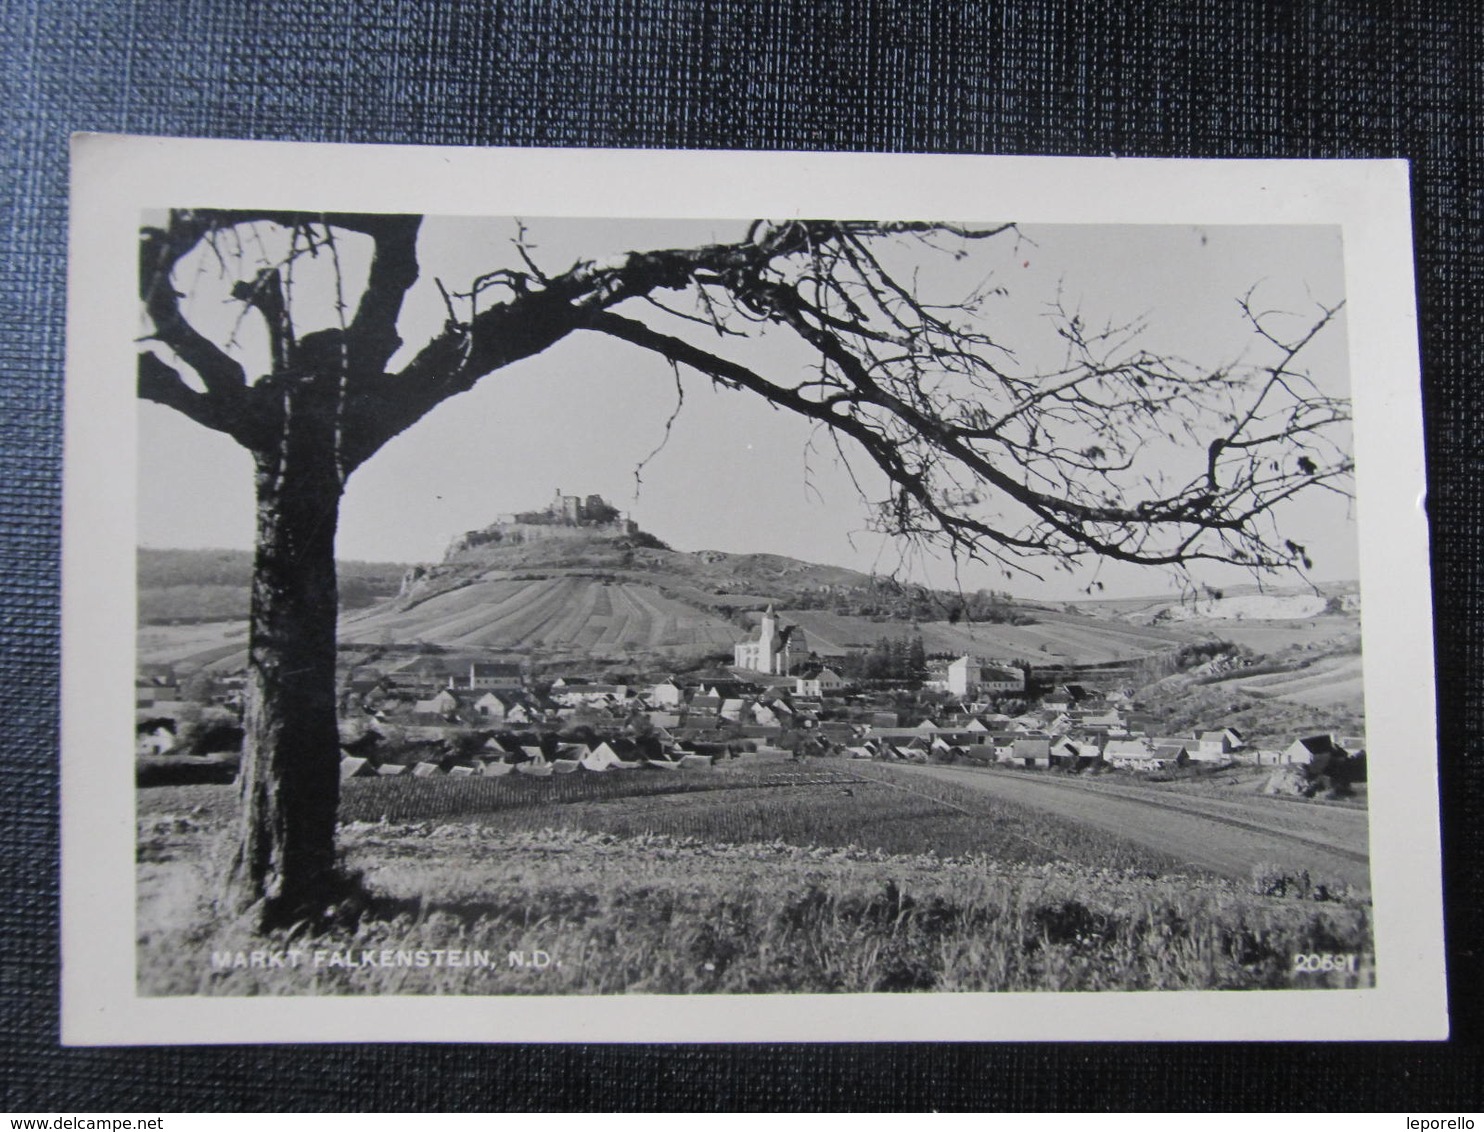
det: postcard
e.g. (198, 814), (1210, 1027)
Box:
(61, 136), (1445, 1042)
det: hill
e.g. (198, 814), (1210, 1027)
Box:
(775, 607), (1194, 666)
(138, 503), (1362, 676)
(336, 511), (1221, 666)
(138, 548), (407, 624)
(337, 517), (891, 663)
(1133, 636), (1365, 746)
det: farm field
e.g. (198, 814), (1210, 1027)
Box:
(338, 575), (741, 655)
(888, 764), (1371, 893)
(1221, 652), (1365, 711)
(137, 763), (1374, 995)
(137, 621), (250, 671)
(1207, 620), (1362, 655)
(780, 607), (1195, 665)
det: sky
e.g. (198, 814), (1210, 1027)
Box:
(138, 215), (1355, 601)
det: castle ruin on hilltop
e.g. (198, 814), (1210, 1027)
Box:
(495, 489), (634, 531)
(442, 490), (638, 559)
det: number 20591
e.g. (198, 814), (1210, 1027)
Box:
(1292, 952), (1360, 974)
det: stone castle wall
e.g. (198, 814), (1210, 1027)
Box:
(444, 518), (638, 559)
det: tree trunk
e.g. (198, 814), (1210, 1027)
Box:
(223, 379), (346, 925)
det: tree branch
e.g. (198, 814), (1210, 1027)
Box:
(139, 218), (249, 401)
(346, 215), (422, 376)
(136, 210), (1349, 581)
(137, 352), (267, 445)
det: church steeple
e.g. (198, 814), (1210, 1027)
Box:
(759, 605), (776, 649)
(734, 603), (794, 676)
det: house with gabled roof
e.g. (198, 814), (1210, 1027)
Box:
(411, 688), (460, 718)
(1105, 738), (1158, 769)
(552, 683), (629, 707)
(581, 742), (641, 771)
(688, 691), (722, 715)
(474, 691), (516, 720)
(648, 678), (686, 707)
(751, 701), (786, 727)
(136, 718), (177, 756)
(1196, 727), (1244, 761)
(461, 660), (523, 690)
(1044, 711), (1075, 735)
(795, 667), (847, 697)
(1152, 740), (1190, 766)
(928, 737), (965, 764)
(339, 755), (377, 780)
(981, 666), (1026, 693)
(1051, 738), (1102, 769)
(1283, 734), (1344, 771)
(1007, 738), (1052, 768)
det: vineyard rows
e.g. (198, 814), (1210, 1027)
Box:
(339, 764), (862, 823)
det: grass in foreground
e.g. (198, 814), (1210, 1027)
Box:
(137, 766), (1373, 995)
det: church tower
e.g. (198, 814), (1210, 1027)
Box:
(758, 604), (776, 658)
(733, 603), (796, 675)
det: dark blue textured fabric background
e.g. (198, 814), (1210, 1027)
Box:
(3, 0), (1480, 1111)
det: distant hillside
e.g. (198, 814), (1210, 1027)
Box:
(1068, 581), (1359, 626)
(333, 512), (1205, 665)
(778, 606), (1195, 666)
(339, 518), (888, 661)
(138, 548), (407, 624)
(1132, 634), (1365, 745)
(143, 506), (1350, 673)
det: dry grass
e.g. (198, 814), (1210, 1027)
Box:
(137, 767), (1374, 996)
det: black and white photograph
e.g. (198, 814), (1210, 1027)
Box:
(62, 140), (1444, 1042)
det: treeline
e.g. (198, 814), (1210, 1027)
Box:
(1133, 639), (1254, 684)
(945, 589), (1038, 625)
(138, 548), (407, 623)
(141, 547), (408, 589)
(139, 547), (254, 588)
(833, 636), (929, 685)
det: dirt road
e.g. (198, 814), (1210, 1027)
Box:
(883, 763), (1371, 891)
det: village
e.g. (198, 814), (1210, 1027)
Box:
(136, 600), (1367, 796)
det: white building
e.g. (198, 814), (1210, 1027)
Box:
(648, 679), (686, 707)
(733, 605), (797, 675)
(946, 655), (980, 697)
(795, 667), (846, 697)
(980, 665), (1025, 693)
(944, 656), (1024, 697)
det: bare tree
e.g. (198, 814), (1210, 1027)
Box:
(139, 211), (1350, 924)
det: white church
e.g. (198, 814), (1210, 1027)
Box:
(733, 605), (799, 675)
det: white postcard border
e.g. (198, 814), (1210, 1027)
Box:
(62, 137), (1445, 1043)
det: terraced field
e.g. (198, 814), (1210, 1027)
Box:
(338, 575), (741, 655)
(141, 578), (1207, 671)
(1223, 653), (1365, 711)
